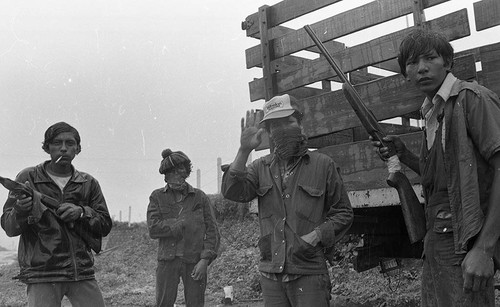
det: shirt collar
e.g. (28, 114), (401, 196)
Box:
(421, 73), (457, 117)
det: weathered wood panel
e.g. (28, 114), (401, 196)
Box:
(474, 0), (500, 31)
(249, 9), (470, 101)
(317, 132), (423, 191)
(246, 27), (346, 69)
(478, 42), (500, 96)
(245, 0), (450, 69)
(298, 53), (475, 138)
(243, 0), (342, 38)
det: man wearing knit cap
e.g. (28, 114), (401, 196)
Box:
(221, 94), (354, 306)
(1, 121), (112, 307)
(147, 149), (219, 307)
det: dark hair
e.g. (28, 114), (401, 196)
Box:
(159, 149), (192, 177)
(42, 122), (81, 153)
(397, 29), (454, 77)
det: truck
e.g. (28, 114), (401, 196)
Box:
(240, 0), (500, 272)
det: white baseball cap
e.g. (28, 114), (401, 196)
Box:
(260, 94), (298, 123)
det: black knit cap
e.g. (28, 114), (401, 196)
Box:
(159, 149), (192, 176)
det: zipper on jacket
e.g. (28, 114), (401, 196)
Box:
(53, 177), (80, 281)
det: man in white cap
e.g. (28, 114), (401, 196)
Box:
(221, 94), (354, 306)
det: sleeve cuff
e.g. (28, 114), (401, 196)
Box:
(317, 222), (336, 248)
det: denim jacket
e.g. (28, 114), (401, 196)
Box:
(221, 151), (353, 275)
(147, 184), (219, 264)
(440, 80), (500, 260)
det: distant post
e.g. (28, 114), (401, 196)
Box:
(197, 169), (201, 189)
(217, 157), (222, 194)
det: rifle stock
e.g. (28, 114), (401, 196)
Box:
(0, 176), (102, 253)
(304, 25), (426, 243)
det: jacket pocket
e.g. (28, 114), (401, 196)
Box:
(296, 184), (324, 223)
(431, 214), (463, 266)
(256, 185), (273, 197)
(293, 234), (322, 263)
(256, 185), (273, 219)
(258, 234), (272, 261)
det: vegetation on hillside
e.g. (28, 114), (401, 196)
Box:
(1, 194), (499, 306)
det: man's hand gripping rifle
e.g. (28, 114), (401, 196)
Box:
(304, 25), (425, 243)
(0, 175), (102, 253)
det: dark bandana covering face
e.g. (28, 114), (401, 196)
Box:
(271, 126), (308, 161)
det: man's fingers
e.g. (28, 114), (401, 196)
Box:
(244, 109), (262, 129)
(255, 109), (263, 124)
(472, 277), (481, 292)
(463, 273), (473, 292)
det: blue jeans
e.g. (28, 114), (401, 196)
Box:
(260, 273), (331, 307)
(156, 258), (206, 307)
(26, 279), (105, 307)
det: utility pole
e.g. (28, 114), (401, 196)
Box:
(197, 169), (201, 189)
(217, 157), (222, 194)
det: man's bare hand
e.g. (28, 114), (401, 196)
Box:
(56, 203), (83, 223)
(13, 196), (33, 214)
(191, 259), (209, 280)
(462, 247), (494, 292)
(240, 109), (264, 152)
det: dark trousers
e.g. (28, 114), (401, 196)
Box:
(26, 279), (105, 307)
(260, 273), (331, 307)
(156, 258), (206, 307)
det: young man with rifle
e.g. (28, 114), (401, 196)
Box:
(221, 94), (353, 306)
(1, 122), (112, 307)
(372, 29), (500, 306)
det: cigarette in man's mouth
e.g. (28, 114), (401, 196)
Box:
(55, 156), (63, 163)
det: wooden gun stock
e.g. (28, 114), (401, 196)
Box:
(0, 175), (102, 253)
(304, 25), (426, 243)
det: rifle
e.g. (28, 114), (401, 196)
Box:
(0, 175), (102, 253)
(304, 25), (426, 243)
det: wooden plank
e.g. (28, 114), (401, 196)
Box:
(352, 123), (422, 142)
(474, 0), (500, 31)
(259, 6), (277, 100)
(317, 132), (423, 191)
(249, 9), (470, 101)
(350, 69), (384, 84)
(243, 0), (341, 38)
(373, 58), (401, 73)
(246, 36), (345, 70)
(245, 0), (450, 69)
(479, 42), (500, 97)
(297, 53), (475, 138)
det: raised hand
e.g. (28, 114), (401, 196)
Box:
(240, 109), (264, 152)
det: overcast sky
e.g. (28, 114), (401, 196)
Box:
(0, 0), (497, 249)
